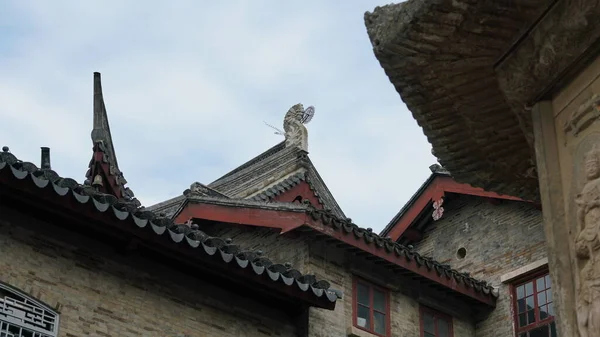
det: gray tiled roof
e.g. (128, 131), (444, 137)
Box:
(0, 146), (340, 307)
(208, 143), (345, 218)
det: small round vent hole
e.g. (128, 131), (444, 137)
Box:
(456, 247), (467, 260)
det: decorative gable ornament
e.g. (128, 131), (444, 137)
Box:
(264, 104), (315, 152)
(432, 198), (444, 221)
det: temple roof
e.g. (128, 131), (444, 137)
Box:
(364, 1), (551, 201)
(381, 164), (527, 244)
(0, 146), (340, 309)
(208, 142), (345, 217)
(149, 112), (345, 219)
(175, 194), (499, 307)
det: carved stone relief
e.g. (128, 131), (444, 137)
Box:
(564, 94), (600, 141)
(571, 133), (600, 337)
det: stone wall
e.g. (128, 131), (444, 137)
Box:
(415, 195), (547, 337)
(0, 206), (298, 337)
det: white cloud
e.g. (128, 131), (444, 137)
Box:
(0, 1), (436, 232)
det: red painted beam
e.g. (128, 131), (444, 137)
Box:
(387, 176), (527, 241)
(175, 202), (307, 234)
(386, 179), (445, 241)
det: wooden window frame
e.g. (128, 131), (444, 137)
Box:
(510, 269), (555, 336)
(352, 277), (391, 337)
(419, 305), (454, 337)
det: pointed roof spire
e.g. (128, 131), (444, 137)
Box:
(85, 72), (138, 208)
(91, 72), (118, 169)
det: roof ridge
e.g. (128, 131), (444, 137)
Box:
(0, 146), (340, 306)
(211, 141), (286, 184)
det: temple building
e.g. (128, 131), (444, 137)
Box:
(382, 164), (550, 337)
(1, 72), (519, 337)
(0, 73), (339, 337)
(365, 1), (600, 336)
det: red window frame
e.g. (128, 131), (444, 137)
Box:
(511, 270), (556, 337)
(352, 277), (391, 337)
(419, 305), (453, 337)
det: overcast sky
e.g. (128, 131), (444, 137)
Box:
(0, 1), (436, 232)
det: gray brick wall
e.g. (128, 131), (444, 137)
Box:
(202, 223), (310, 270)
(0, 207), (298, 337)
(214, 223), (478, 337)
(414, 195), (547, 337)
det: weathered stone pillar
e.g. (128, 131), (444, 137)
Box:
(532, 58), (600, 336)
(531, 101), (577, 337)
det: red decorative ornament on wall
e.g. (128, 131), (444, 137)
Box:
(432, 198), (444, 221)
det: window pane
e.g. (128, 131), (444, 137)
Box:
(548, 303), (554, 316)
(438, 318), (450, 337)
(528, 324), (549, 337)
(527, 309), (536, 325)
(540, 305), (548, 320)
(357, 305), (370, 329)
(357, 283), (370, 306)
(526, 296), (535, 311)
(545, 275), (551, 289)
(519, 313), (527, 327)
(536, 277), (545, 291)
(538, 291), (546, 305)
(525, 282), (534, 296)
(424, 333), (435, 337)
(373, 289), (385, 312)
(373, 311), (386, 335)
(546, 289), (553, 303)
(423, 313), (435, 333)
(517, 285), (525, 299)
(550, 322), (557, 337)
(518, 298), (527, 313)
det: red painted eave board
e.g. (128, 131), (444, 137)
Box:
(176, 202), (307, 233)
(387, 176), (528, 241)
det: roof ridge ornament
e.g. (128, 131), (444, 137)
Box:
(264, 103), (314, 152)
(284, 103), (313, 152)
(85, 72), (138, 207)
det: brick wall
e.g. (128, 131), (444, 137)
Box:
(212, 221), (478, 337)
(0, 206), (298, 337)
(414, 195), (547, 337)
(306, 255), (476, 337)
(201, 223), (310, 270)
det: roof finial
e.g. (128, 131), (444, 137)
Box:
(86, 72), (138, 205)
(283, 103), (314, 152)
(40, 147), (51, 170)
(91, 72), (118, 168)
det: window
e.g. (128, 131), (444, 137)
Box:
(420, 306), (453, 337)
(353, 278), (390, 336)
(513, 272), (556, 337)
(0, 283), (59, 337)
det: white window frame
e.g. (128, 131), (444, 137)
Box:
(0, 282), (59, 337)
